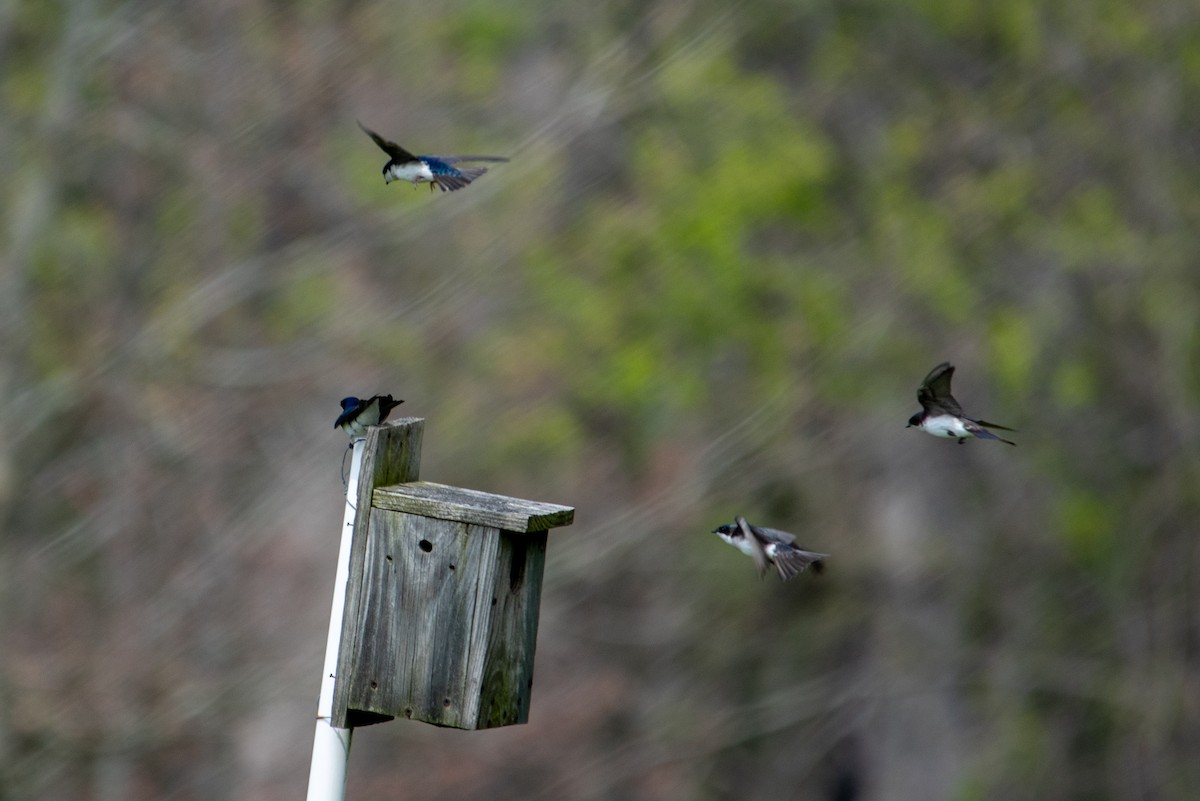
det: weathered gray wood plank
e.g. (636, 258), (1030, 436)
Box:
(342, 513), (501, 729)
(331, 417), (573, 730)
(373, 481), (574, 533)
(477, 530), (546, 727)
(332, 419), (423, 728)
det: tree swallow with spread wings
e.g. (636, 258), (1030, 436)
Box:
(907, 362), (1016, 445)
(335, 394), (404, 439)
(713, 517), (826, 581)
(358, 121), (508, 192)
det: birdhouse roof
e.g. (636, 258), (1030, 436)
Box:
(373, 481), (574, 533)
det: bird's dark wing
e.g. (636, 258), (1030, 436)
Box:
(374, 395), (404, 422)
(423, 155), (509, 164)
(357, 121), (419, 162)
(964, 420), (1017, 446)
(432, 166), (490, 192)
(970, 418), (1016, 432)
(334, 399), (366, 429)
(747, 523), (797, 547)
(773, 547), (827, 580)
(735, 517), (770, 577)
(917, 362), (964, 415)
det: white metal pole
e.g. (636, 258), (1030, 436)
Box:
(306, 438), (364, 801)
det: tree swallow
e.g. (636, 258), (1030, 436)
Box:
(713, 517), (827, 581)
(334, 394), (404, 439)
(358, 121), (508, 192)
(906, 362), (1016, 445)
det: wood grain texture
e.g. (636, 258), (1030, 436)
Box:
(331, 417), (573, 730)
(477, 529), (546, 727)
(333, 419), (423, 728)
(336, 513), (545, 729)
(342, 513), (499, 729)
(373, 481), (574, 533)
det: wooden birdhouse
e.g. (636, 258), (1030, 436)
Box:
(330, 418), (574, 730)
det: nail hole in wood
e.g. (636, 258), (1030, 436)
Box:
(418, 539), (432, 553)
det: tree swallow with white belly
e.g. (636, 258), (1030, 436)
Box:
(713, 516), (826, 581)
(335, 394), (404, 439)
(907, 362), (1016, 445)
(358, 121), (508, 192)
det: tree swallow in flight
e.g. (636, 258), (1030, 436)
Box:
(713, 517), (826, 581)
(907, 362), (1016, 445)
(335, 394), (404, 439)
(358, 121), (508, 192)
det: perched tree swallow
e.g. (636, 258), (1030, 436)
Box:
(334, 394), (404, 439)
(713, 517), (827, 581)
(907, 362), (1016, 445)
(358, 121), (508, 192)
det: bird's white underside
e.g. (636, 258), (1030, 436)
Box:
(920, 414), (973, 438)
(384, 162), (434, 184)
(716, 532), (788, 561)
(716, 532), (757, 557)
(341, 399), (383, 436)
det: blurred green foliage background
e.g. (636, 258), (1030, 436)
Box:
(2, 0), (1198, 799)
